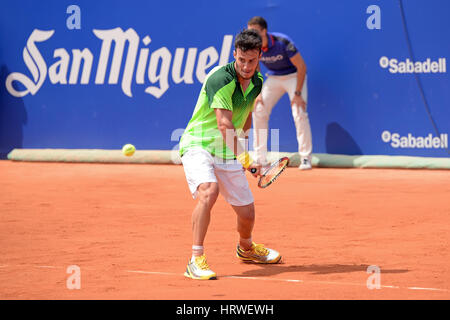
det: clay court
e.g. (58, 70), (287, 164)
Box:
(1, 160), (449, 300)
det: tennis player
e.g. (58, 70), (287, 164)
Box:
(179, 29), (282, 280)
(247, 16), (313, 170)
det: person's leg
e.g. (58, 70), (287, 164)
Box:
(191, 182), (219, 255)
(232, 203), (255, 250)
(181, 148), (219, 279)
(214, 162), (281, 264)
(184, 182), (219, 280)
(284, 74), (313, 169)
(252, 76), (285, 165)
(232, 203), (281, 263)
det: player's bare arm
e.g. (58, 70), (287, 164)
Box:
(215, 108), (261, 176)
(254, 62), (263, 106)
(242, 111), (252, 139)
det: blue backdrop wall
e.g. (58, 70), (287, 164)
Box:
(1, 0), (449, 159)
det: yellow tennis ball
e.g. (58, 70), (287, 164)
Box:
(122, 144), (135, 156)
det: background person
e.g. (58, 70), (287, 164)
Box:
(247, 16), (313, 170)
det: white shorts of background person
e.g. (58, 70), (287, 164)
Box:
(252, 73), (313, 170)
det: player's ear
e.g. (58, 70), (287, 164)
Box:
(233, 49), (237, 59)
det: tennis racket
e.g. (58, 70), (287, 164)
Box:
(250, 157), (290, 188)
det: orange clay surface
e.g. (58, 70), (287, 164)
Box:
(0, 160), (449, 300)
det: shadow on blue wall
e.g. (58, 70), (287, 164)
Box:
(325, 122), (362, 155)
(0, 65), (27, 159)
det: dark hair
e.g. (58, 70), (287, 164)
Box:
(234, 29), (262, 52)
(247, 16), (268, 30)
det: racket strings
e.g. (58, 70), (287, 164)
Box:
(259, 159), (289, 187)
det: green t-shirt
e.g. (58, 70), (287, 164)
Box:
(179, 62), (263, 159)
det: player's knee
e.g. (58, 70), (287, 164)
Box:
(238, 204), (255, 222)
(197, 183), (219, 206)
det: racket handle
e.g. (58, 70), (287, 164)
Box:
(250, 168), (257, 174)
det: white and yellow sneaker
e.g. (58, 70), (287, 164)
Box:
(184, 254), (217, 280)
(236, 242), (281, 264)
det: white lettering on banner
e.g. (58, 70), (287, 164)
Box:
(93, 28), (140, 97)
(379, 56), (447, 74)
(5, 28), (234, 98)
(69, 49), (93, 84)
(6, 29), (55, 97)
(381, 130), (448, 149)
(146, 47), (172, 98)
(49, 48), (70, 84)
(366, 5), (381, 30)
(172, 48), (197, 84)
(196, 46), (219, 83)
(66, 5), (81, 30)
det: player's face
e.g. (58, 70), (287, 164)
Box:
(233, 48), (260, 80)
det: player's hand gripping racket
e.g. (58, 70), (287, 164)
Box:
(250, 157), (290, 188)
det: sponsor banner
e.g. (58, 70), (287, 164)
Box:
(5, 28), (233, 99)
(0, 0), (449, 158)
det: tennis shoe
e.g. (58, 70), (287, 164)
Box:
(184, 254), (217, 280)
(299, 157), (312, 170)
(236, 242), (281, 264)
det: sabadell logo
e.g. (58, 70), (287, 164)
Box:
(379, 56), (446, 74)
(381, 130), (448, 149)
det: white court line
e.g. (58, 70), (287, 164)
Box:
(407, 287), (446, 291)
(125, 270), (449, 293)
(125, 270), (180, 277)
(2, 265), (448, 293)
(0, 264), (61, 269)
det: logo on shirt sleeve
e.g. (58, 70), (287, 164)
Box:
(286, 42), (297, 53)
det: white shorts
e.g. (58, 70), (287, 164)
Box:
(181, 148), (254, 206)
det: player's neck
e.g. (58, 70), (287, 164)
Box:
(237, 76), (251, 93)
(262, 34), (269, 50)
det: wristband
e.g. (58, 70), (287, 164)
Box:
(237, 151), (254, 169)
